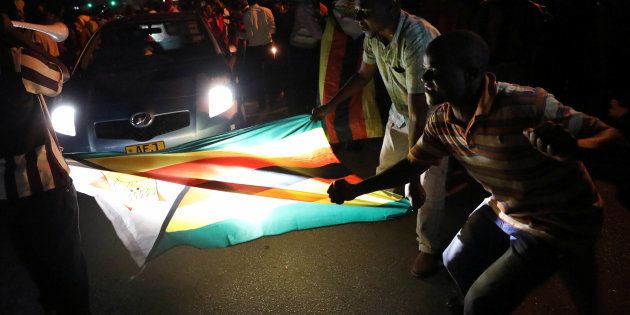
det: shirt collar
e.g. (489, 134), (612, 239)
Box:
(387, 11), (407, 47)
(444, 72), (497, 131)
(474, 72), (497, 117)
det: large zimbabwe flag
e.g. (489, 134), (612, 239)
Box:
(67, 115), (409, 266)
(318, 16), (386, 144)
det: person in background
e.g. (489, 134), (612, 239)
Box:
(311, 0), (448, 278)
(603, 95), (630, 209)
(326, 30), (627, 314)
(164, 0), (180, 13)
(14, 0), (25, 21)
(239, 0), (276, 110)
(608, 97), (629, 139)
(0, 2), (90, 313)
(286, 0), (326, 115)
(203, 0), (229, 50)
(29, 1), (61, 58)
(73, 13), (98, 51)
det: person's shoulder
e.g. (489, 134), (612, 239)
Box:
(495, 81), (550, 109)
(400, 11), (439, 45)
(497, 81), (539, 97)
(435, 103), (450, 116)
(260, 5), (273, 14)
(427, 104), (449, 124)
(404, 11), (434, 26)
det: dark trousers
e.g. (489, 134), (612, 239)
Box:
(2, 179), (90, 314)
(443, 203), (599, 315)
(287, 45), (319, 115)
(244, 43), (273, 109)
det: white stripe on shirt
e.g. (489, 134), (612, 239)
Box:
(13, 154), (31, 198)
(36, 144), (55, 191)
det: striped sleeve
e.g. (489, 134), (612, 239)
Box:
(541, 92), (610, 138)
(407, 114), (449, 166)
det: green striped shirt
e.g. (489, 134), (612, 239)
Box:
(362, 11), (439, 119)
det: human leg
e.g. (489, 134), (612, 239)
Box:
(245, 45), (267, 109)
(287, 46), (314, 115)
(557, 246), (599, 315)
(260, 43), (274, 108)
(462, 234), (562, 315)
(416, 157), (449, 254)
(409, 157), (450, 277)
(5, 180), (90, 314)
(375, 115), (448, 276)
(446, 205), (563, 314)
(442, 204), (510, 293)
(375, 115), (408, 175)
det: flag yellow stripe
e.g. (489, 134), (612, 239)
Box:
(86, 129), (333, 173)
(361, 80), (384, 138)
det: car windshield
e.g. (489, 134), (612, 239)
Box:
(78, 18), (218, 74)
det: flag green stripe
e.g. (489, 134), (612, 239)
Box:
(151, 200), (410, 257)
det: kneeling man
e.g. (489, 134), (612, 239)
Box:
(327, 31), (626, 313)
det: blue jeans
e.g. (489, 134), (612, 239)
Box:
(442, 202), (596, 314)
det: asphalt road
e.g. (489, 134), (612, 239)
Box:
(1, 105), (629, 314)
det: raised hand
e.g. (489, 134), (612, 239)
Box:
(311, 104), (331, 121)
(523, 121), (578, 161)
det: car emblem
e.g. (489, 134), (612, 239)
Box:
(130, 112), (153, 128)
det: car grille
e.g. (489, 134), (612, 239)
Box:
(94, 111), (190, 142)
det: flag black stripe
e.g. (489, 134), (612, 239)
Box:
(259, 163), (353, 180)
(332, 35), (363, 142)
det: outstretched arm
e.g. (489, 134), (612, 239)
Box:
(523, 121), (627, 162)
(311, 61), (376, 119)
(523, 92), (629, 161)
(328, 158), (429, 204)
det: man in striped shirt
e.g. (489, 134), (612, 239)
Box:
(326, 31), (627, 313)
(1, 8), (90, 314)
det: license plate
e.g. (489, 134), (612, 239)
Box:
(125, 141), (166, 154)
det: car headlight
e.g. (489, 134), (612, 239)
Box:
(208, 85), (234, 118)
(51, 105), (76, 136)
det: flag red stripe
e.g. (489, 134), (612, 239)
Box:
(348, 92), (367, 139)
(322, 25), (348, 143)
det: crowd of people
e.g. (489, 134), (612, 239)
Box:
(10, 0), (630, 123)
(2, 0), (630, 314)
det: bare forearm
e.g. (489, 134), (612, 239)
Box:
(355, 158), (425, 196)
(407, 94), (429, 148)
(326, 72), (372, 109)
(578, 127), (628, 151)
